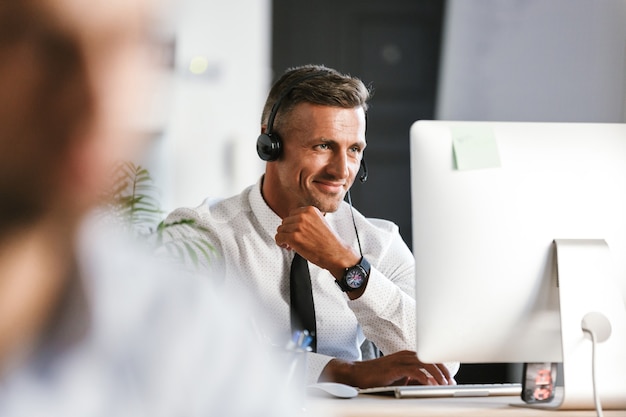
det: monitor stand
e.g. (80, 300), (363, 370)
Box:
(516, 239), (626, 410)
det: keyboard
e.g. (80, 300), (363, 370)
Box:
(358, 383), (522, 399)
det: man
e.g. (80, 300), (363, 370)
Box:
(166, 64), (458, 388)
(0, 1), (297, 415)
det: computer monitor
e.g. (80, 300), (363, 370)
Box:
(410, 120), (626, 409)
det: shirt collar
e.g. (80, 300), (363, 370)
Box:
(248, 175), (284, 241)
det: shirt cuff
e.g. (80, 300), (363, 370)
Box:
(306, 352), (334, 385)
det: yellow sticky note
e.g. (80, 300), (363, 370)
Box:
(451, 125), (501, 171)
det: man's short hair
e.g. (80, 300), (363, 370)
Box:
(260, 64), (371, 134)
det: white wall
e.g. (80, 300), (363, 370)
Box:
(437, 0), (626, 123)
(147, 0), (271, 212)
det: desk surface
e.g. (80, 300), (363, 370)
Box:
(307, 394), (626, 417)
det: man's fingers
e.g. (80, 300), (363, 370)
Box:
(421, 364), (448, 385)
(437, 363), (454, 384)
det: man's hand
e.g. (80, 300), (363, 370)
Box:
(275, 206), (360, 279)
(319, 350), (455, 389)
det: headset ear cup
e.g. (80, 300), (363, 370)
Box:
(258, 71), (329, 163)
(256, 133), (282, 161)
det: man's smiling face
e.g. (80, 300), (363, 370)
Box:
(265, 102), (367, 217)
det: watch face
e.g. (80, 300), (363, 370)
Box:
(345, 267), (365, 289)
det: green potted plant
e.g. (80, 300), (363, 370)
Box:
(102, 161), (215, 269)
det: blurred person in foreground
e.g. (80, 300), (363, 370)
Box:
(0, 0), (297, 416)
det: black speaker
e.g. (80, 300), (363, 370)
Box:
(256, 71), (329, 161)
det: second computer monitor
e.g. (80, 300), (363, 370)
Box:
(410, 120), (626, 408)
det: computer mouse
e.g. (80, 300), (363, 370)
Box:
(307, 382), (358, 399)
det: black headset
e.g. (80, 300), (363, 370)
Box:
(256, 71), (368, 183)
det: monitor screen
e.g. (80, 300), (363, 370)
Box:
(409, 121), (626, 407)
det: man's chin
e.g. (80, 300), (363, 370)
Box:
(313, 200), (342, 214)
(307, 191), (346, 213)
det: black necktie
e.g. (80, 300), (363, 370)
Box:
(290, 252), (317, 352)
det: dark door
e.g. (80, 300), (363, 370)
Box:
(272, 0), (446, 249)
(272, 0), (516, 385)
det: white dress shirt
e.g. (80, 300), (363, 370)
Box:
(166, 177), (423, 384)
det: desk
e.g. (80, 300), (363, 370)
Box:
(307, 394), (626, 417)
